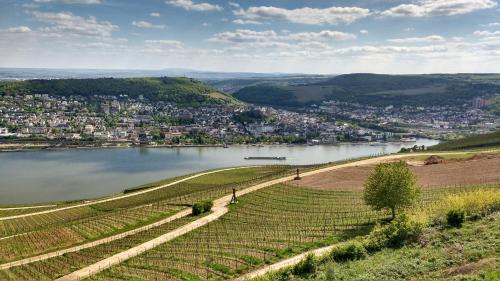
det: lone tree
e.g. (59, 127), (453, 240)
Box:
(363, 161), (419, 220)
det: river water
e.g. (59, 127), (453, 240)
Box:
(0, 139), (439, 205)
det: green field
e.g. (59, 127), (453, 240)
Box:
(429, 131), (500, 151)
(0, 166), (292, 263)
(256, 212), (500, 281)
(86, 184), (487, 281)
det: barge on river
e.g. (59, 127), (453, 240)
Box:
(244, 156), (287, 160)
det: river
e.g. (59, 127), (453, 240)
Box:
(0, 139), (439, 205)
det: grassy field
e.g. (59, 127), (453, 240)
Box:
(256, 212), (500, 281)
(0, 166), (292, 263)
(86, 184), (486, 281)
(429, 131), (500, 151)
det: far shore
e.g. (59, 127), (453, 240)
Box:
(0, 139), (429, 153)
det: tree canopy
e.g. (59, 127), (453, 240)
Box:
(363, 161), (419, 219)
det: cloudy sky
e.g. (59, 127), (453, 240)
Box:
(1, 0), (500, 74)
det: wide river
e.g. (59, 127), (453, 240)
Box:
(0, 139), (438, 205)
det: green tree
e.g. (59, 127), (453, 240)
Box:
(363, 161), (419, 220)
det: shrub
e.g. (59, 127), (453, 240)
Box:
(202, 201), (213, 212)
(446, 209), (465, 228)
(292, 254), (317, 276)
(192, 200), (213, 215)
(192, 203), (204, 215)
(382, 213), (425, 247)
(330, 241), (367, 262)
(363, 213), (425, 250)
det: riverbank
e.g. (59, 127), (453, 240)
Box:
(0, 139), (434, 153)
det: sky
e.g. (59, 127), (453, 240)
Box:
(0, 0), (500, 74)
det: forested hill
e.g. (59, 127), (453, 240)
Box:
(0, 77), (240, 106)
(233, 73), (500, 108)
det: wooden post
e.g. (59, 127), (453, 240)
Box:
(294, 168), (301, 180)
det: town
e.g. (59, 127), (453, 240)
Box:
(0, 91), (498, 148)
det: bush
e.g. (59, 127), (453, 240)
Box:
(292, 254), (317, 276)
(363, 213), (425, 250)
(382, 213), (425, 247)
(192, 200), (213, 215)
(330, 241), (367, 262)
(446, 209), (465, 228)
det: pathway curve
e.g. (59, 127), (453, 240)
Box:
(0, 166), (254, 221)
(234, 245), (335, 281)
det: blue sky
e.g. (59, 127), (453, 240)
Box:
(1, 0), (499, 73)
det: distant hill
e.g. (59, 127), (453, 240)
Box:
(233, 73), (500, 108)
(429, 131), (500, 151)
(0, 77), (240, 106)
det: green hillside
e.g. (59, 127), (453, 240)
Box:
(429, 130), (500, 151)
(233, 73), (500, 108)
(0, 77), (241, 106)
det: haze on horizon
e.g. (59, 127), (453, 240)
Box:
(1, 0), (500, 74)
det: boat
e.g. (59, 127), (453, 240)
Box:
(244, 156), (286, 160)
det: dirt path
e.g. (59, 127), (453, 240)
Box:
(0, 166), (254, 221)
(0, 204), (57, 211)
(234, 245), (335, 281)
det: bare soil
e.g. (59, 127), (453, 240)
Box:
(294, 154), (500, 191)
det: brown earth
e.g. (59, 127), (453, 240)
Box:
(293, 154), (500, 191)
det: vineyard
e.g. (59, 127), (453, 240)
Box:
(85, 184), (483, 281)
(1, 153), (497, 281)
(0, 166), (292, 264)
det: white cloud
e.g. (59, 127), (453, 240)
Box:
(332, 45), (449, 55)
(387, 35), (446, 43)
(287, 30), (356, 41)
(360, 29), (368, 34)
(33, 0), (101, 4)
(228, 1), (239, 8)
(481, 22), (500, 27)
(31, 11), (118, 37)
(5, 26), (32, 33)
(382, 0), (497, 17)
(208, 29), (278, 43)
(132, 21), (165, 29)
(234, 5), (370, 25)
(143, 39), (184, 53)
(208, 29), (355, 46)
(166, 0), (223, 12)
(232, 19), (263, 25)
(150, 12), (161, 17)
(202, 22), (211, 27)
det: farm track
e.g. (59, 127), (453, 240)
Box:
(234, 244), (335, 281)
(0, 166), (255, 221)
(52, 151), (470, 281)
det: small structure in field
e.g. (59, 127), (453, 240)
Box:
(424, 155), (444, 165)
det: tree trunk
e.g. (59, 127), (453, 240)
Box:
(391, 207), (396, 220)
